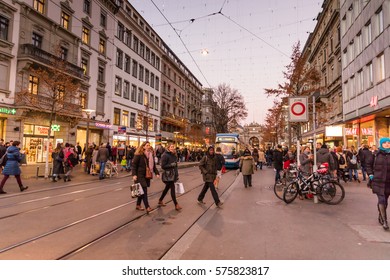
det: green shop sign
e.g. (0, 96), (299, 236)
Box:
(0, 108), (16, 115)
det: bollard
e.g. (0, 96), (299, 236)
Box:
(36, 166), (39, 178)
(313, 195), (319, 204)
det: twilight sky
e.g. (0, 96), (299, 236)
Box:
(131, 0), (322, 125)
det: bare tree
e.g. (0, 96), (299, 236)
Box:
(211, 84), (248, 133)
(261, 100), (285, 145)
(16, 45), (83, 178)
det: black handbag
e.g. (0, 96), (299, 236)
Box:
(162, 169), (175, 182)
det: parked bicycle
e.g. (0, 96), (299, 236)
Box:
(273, 163), (298, 200)
(283, 164), (345, 205)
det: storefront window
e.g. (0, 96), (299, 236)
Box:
(360, 120), (375, 147)
(23, 124), (54, 163)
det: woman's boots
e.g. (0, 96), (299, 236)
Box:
(19, 185), (28, 192)
(378, 204), (389, 230)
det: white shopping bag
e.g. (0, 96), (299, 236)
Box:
(175, 182), (185, 194)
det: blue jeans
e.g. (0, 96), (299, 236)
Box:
(349, 168), (358, 180)
(361, 165), (367, 180)
(99, 161), (106, 178)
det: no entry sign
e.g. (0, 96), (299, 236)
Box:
(288, 97), (308, 122)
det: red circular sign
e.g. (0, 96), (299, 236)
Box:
(291, 102), (306, 116)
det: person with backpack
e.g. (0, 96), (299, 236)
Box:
(366, 137), (390, 230)
(316, 144), (337, 177)
(0, 141), (28, 194)
(346, 146), (360, 183)
(334, 146), (347, 183)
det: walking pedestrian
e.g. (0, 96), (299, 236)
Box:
(132, 141), (160, 213)
(273, 145), (283, 183)
(97, 143), (109, 180)
(158, 144), (181, 210)
(0, 141), (28, 194)
(239, 148), (255, 188)
(346, 146), (360, 182)
(197, 146), (223, 207)
(366, 137), (390, 230)
(258, 148), (266, 170)
(252, 148), (259, 171)
(359, 144), (371, 181)
(51, 143), (64, 182)
(214, 146), (225, 189)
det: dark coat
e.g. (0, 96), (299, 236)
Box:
(2, 146), (21, 176)
(272, 149), (283, 170)
(316, 148), (336, 171)
(132, 153), (159, 188)
(299, 152), (313, 174)
(366, 150), (390, 196)
(359, 148), (372, 167)
(160, 151), (178, 182)
(96, 147), (109, 162)
(199, 154), (217, 182)
(215, 153), (225, 171)
(51, 150), (64, 175)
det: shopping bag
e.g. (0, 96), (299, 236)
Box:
(175, 182), (185, 194)
(130, 183), (144, 198)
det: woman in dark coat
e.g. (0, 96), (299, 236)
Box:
(158, 144), (181, 210)
(51, 143), (64, 182)
(132, 141), (160, 213)
(366, 137), (390, 230)
(0, 141), (28, 194)
(84, 144), (94, 174)
(273, 145), (284, 183)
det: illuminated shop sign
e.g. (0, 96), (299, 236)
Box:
(361, 128), (373, 135)
(51, 124), (60, 132)
(0, 108), (16, 115)
(95, 123), (112, 129)
(345, 128), (358, 136)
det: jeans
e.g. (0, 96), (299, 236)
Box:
(349, 168), (358, 180)
(361, 165), (367, 180)
(99, 161), (106, 178)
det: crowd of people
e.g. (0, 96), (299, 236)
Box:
(1, 137), (390, 232)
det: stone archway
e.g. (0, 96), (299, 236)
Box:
(249, 137), (259, 148)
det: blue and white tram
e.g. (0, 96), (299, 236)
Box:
(215, 133), (243, 169)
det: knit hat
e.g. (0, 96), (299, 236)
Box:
(379, 137), (390, 153)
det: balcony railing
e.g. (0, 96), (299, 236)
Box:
(19, 44), (84, 79)
(16, 92), (82, 117)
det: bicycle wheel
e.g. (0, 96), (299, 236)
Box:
(318, 181), (345, 205)
(283, 182), (299, 204)
(273, 179), (286, 200)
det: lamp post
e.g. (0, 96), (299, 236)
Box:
(282, 104), (291, 149)
(174, 131), (180, 147)
(83, 109), (95, 149)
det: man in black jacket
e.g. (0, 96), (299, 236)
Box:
(273, 145), (283, 183)
(197, 146), (223, 207)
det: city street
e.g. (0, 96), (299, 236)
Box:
(0, 164), (389, 260)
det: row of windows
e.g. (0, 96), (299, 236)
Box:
(115, 48), (160, 90)
(113, 107), (159, 132)
(343, 53), (385, 101)
(342, 6), (384, 68)
(116, 23), (160, 70)
(114, 77), (160, 110)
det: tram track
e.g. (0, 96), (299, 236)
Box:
(58, 172), (238, 260)
(0, 167), (211, 259)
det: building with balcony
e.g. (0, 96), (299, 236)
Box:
(341, 0), (390, 148)
(301, 0), (343, 148)
(160, 43), (203, 148)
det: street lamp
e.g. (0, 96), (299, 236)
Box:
(82, 109), (95, 148)
(174, 131), (180, 147)
(282, 104), (291, 149)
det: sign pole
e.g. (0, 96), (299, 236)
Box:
(313, 95), (317, 172)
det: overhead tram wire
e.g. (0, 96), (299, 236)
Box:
(150, 0), (213, 88)
(218, 12), (290, 58)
